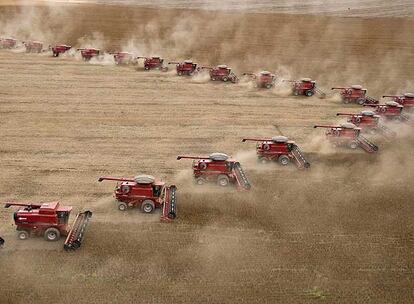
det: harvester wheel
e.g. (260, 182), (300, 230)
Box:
(278, 155), (290, 166)
(222, 76), (229, 82)
(258, 157), (269, 164)
(265, 83), (273, 89)
(211, 77), (216, 81)
(144, 66), (150, 70)
(18, 231), (29, 240)
(118, 202), (128, 211)
(293, 90), (299, 96)
(343, 98), (350, 104)
(44, 228), (60, 242)
(305, 90), (314, 97)
(217, 175), (230, 187)
(349, 141), (359, 149)
(177, 71), (182, 76)
(141, 200), (155, 213)
(195, 177), (205, 185)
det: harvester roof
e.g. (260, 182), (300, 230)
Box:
(134, 175), (155, 184)
(351, 85), (363, 90)
(385, 101), (402, 107)
(209, 152), (229, 161)
(301, 77), (312, 82)
(340, 122), (357, 129)
(184, 60), (193, 64)
(271, 135), (289, 143)
(404, 93), (414, 98)
(361, 110), (375, 116)
(260, 71), (271, 75)
(217, 64), (228, 69)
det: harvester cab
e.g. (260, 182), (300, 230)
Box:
(383, 93), (414, 111)
(112, 52), (134, 65)
(332, 85), (378, 105)
(0, 37), (18, 49)
(23, 41), (43, 53)
(168, 60), (199, 76)
(137, 56), (168, 71)
(314, 123), (378, 153)
(243, 71), (276, 88)
(242, 136), (310, 168)
(364, 101), (407, 121)
(98, 175), (177, 221)
(77, 48), (101, 61)
(203, 65), (238, 83)
(284, 78), (325, 97)
(177, 153), (251, 190)
(51, 44), (71, 57)
(4, 202), (92, 251)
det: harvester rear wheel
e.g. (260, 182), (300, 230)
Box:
(195, 177), (205, 185)
(278, 155), (290, 166)
(44, 228), (60, 242)
(141, 200), (155, 213)
(118, 202), (128, 211)
(217, 175), (230, 187)
(18, 231), (29, 240)
(349, 141), (358, 149)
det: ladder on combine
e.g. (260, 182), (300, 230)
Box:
(315, 88), (326, 98)
(64, 211), (92, 251)
(356, 135), (379, 153)
(376, 124), (396, 139)
(291, 145), (311, 169)
(233, 162), (251, 190)
(161, 185), (177, 222)
(365, 96), (379, 105)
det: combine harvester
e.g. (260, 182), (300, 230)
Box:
(243, 71), (276, 89)
(383, 93), (414, 112)
(4, 202), (92, 251)
(314, 123), (379, 153)
(201, 65), (239, 83)
(168, 60), (199, 76)
(111, 52), (135, 65)
(337, 110), (396, 139)
(51, 44), (72, 57)
(177, 153), (251, 190)
(136, 56), (168, 71)
(331, 85), (378, 105)
(23, 41), (44, 53)
(0, 37), (18, 49)
(242, 136), (310, 168)
(364, 101), (410, 122)
(283, 78), (326, 97)
(98, 175), (177, 221)
(77, 48), (101, 61)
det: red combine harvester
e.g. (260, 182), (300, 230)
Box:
(0, 37), (17, 49)
(23, 41), (43, 53)
(168, 60), (199, 76)
(242, 136), (310, 168)
(283, 78), (326, 97)
(77, 48), (101, 61)
(383, 93), (414, 111)
(112, 52), (134, 65)
(137, 56), (168, 71)
(51, 44), (71, 57)
(337, 110), (396, 138)
(243, 71), (276, 89)
(177, 153), (251, 190)
(331, 85), (378, 105)
(314, 123), (378, 153)
(364, 101), (409, 122)
(98, 175), (177, 221)
(4, 202), (92, 251)
(201, 65), (239, 83)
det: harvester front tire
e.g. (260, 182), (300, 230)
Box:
(217, 175), (230, 187)
(349, 141), (359, 149)
(141, 200), (155, 214)
(222, 76), (229, 82)
(265, 83), (273, 89)
(177, 71), (182, 76)
(118, 202), (128, 211)
(44, 228), (60, 242)
(357, 98), (365, 105)
(278, 155), (290, 166)
(18, 231), (29, 240)
(305, 90), (314, 97)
